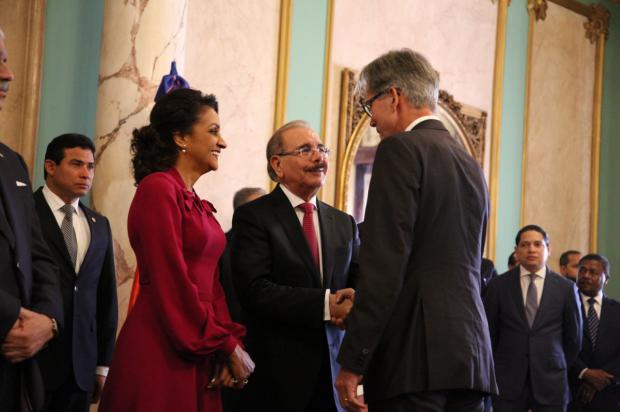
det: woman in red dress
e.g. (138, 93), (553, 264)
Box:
(100, 88), (254, 412)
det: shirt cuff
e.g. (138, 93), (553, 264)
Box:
(324, 289), (331, 321)
(579, 368), (588, 379)
(96, 366), (109, 377)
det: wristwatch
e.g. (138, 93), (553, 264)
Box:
(50, 317), (59, 338)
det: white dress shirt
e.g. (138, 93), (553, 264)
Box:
(42, 184), (90, 273)
(280, 184), (331, 321)
(519, 265), (546, 306)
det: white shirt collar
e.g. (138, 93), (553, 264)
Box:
(519, 265), (547, 279)
(580, 290), (603, 304)
(42, 184), (80, 212)
(280, 184), (317, 209)
(405, 115), (441, 132)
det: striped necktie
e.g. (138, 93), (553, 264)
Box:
(587, 297), (599, 348)
(60, 204), (77, 267)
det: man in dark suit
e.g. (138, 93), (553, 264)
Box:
(220, 186), (265, 412)
(33, 134), (117, 412)
(0, 27), (63, 412)
(485, 224), (582, 411)
(335, 48), (496, 412)
(232, 120), (359, 412)
(569, 253), (620, 411)
(560, 250), (582, 282)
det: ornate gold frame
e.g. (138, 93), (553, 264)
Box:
(521, 0), (609, 251)
(334, 68), (487, 213)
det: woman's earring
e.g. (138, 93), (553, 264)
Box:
(181, 146), (187, 153)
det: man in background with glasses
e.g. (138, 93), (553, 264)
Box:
(335, 48), (497, 412)
(231, 120), (360, 412)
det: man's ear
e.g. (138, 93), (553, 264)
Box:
(271, 156), (284, 180)
(44, 159), (57, 178)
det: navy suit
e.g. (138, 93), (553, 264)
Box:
(33, 188), (117, 410)
(484, 267), (582, 409)
(0, 143), (62, 412)
(569, 295), (620, 411)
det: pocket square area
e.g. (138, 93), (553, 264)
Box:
(15, 181), (27, 187)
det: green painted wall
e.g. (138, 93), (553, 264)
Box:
(286, 0), (328, 134)
(495, 2), (530, 273)
(595, 0), (620, 299)
(35, 0), (104, 198)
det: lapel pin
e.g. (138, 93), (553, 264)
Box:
(0, 152), (4, 158)
(91, 217), (96, 223)
(15, 181), (27, 187)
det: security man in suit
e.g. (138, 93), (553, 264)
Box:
(34, 134), (118, 412)
(232, 120), (359, 412)
(0, 26), (63, 412)
(569, 253), (620, 411)
(485, 224), (582, 412)
(335, 48), (497, 412)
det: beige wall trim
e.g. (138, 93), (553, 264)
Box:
(18, 0), (46, 177)
(549, 0), (590, 17)
(520, 4), (536, 228)
(528, 0), (549, 21)
(274, 0), (292, 131)
(488, 0), (510, 261)
(320, 0), (333, 140)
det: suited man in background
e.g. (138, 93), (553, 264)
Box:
(569, 253), (620, 411)
(220, 186), (265, 412)
(232, 120), (359, 412)
(560, 250), (582, 282)
(0, 26), (63, 412)
(34, 134), (118, 412)
(485, 224), (582, 411)
(335, 48), (496, 412)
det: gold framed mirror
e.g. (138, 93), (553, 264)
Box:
(334, 68), (488, 222)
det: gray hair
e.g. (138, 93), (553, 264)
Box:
(357, 48), (440, 111)
(266, 120), (313, 182)
(233, 187), (266, 210)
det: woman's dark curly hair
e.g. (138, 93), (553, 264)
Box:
(131, 88), (218, 184)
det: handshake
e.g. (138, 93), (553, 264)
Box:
(329, 288), (356, 330)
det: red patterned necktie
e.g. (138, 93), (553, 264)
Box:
(298, 203), (319, 268)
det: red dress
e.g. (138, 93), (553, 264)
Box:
(99, 168), (245, 412)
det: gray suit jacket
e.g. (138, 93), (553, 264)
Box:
(337, 119), (497, 403)
(485, 267), (582, 406)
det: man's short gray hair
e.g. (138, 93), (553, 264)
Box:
(357, 48), (440, 111)
(266, 120), (313, 182)
(233, 187), (266, 210)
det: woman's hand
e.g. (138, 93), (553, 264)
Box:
(229, 345), (255, 385)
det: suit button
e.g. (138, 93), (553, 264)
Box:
(362, 348), (370, 355)
(16, 261), (20, 269)
(74, 285), (78, 292)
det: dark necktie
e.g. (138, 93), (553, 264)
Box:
(60, 204), (77, 267)
(298, 203), (319, 268)
(525, 273), (538, 327)
(587, 297), (599, 348)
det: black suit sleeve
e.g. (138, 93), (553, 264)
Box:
(337, 136), (420, 373)
(231, 204), (325, 329)
(96, 217), (118, 366)
(563, 283), (583, 366)
(483, 277), (500, 351)
(17, 155), (62, 327)
(0, 292), (21, 341)
(346, 215), (360, 289)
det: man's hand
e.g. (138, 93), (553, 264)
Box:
(1, 308), (54, 363)
(577, 381), (597, 404)
(335, 288), (355, 303)
(330, 288), (356, 329)
(91, 374), (106, 404)
(335, 368), (366, 411)
(583, 368), (614, 391)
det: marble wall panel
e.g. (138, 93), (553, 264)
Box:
(185, 0), (280, 232)
(522, 2), (595, 272)
(324, 0), (498, 205)
(92, 0), (189, 329)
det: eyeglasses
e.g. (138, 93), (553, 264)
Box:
(361, 89), (388, 117)
(277, 145), (330, 158)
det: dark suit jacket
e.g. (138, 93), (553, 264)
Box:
(569, 295), (620, 411)
(231, 185), (359, 411)
(33, 188), (117, 393)
(0, 143), (62, 411)
(485, 267), (582, 406)
(337, 119), (497, 403)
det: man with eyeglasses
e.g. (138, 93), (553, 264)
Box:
(569, 254), (620, 411)
(335, 48), (496, 412)
(231, 120), (360, 412)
